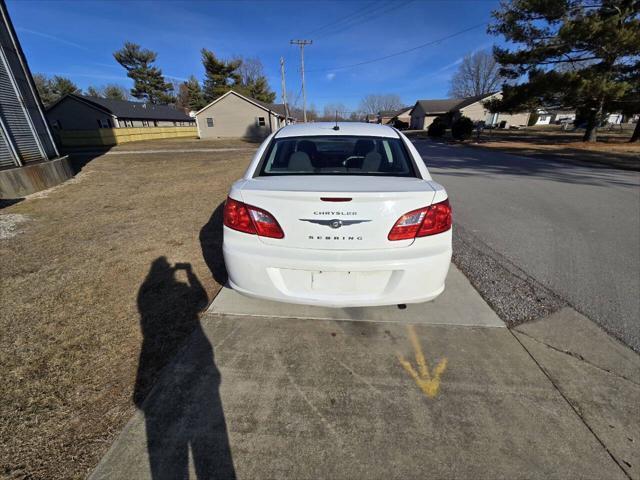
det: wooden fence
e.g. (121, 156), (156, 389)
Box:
(54, 126), (198, 147)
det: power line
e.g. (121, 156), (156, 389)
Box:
(307, 21), (487, 73)
(314, 1), (415, 40)
(300, 1), (384, 37)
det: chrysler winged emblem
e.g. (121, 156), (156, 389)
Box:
(299, 218), (371, 229)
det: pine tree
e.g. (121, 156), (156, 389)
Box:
(86, 86), (101, 98)
(184, 76), (206, 111)
(113, 42), (173, 104)
(201, 49), (241, 102)
(33, 74), (80, 105)
(234, 57), (276, 103)
(50, 76), (80, 98)
(241, 75), (276, 103)
(33, 74), (55, 105)
(102, 84), (129, 101)
(488, 0), (640, 142)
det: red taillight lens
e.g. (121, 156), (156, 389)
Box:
(388, 199), (452, 241)
(223, 197), (284, 239)
(417, 199), (452, 237)
(248, 206), (285, 239)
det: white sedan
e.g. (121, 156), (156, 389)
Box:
(222, 122), (452, 307)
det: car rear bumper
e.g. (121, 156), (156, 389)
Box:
(223, 226), (452, 307)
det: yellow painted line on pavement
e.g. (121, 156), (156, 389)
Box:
(398, 325), (448, 398)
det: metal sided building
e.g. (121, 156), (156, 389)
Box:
(0, 0), (71, 198)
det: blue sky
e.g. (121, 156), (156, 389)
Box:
(6, 0), (503, 111)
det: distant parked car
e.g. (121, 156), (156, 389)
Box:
(222, 122), (452, 307)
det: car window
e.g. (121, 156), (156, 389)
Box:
(258, 135), (416, 177)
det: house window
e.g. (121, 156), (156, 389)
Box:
(206, 117), (214, 127)
(257, 117), (266, 127)
(97, 119), (110, 128)
(142, 120), (149, 127)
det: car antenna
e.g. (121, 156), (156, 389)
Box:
(333, 110), (340, 131)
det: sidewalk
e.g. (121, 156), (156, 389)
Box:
(90, 268), (639, 479)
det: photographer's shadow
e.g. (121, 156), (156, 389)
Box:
(134, 256), (235, 480)
(199, 201), (228, 287)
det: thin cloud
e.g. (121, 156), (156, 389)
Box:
(434, 57), (464, 74)
(326, 72), (336, 81)
(16, 27), (89, 51)
(42, 71), (128, 81)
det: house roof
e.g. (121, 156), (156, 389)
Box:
(414, 98), (463, 115)
(378, 107), (411, 117)
(256, 101), (299, 120)
(413, 92), (499, 115)
(197, 90), (295, 119)
(50, 94), (193, 121)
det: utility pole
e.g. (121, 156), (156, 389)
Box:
(280, 57), (290, 121)
(290, 39), (312, 122)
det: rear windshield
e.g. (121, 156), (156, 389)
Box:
(257, 135), (417, 177)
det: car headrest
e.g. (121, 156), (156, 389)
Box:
(361, 151), (382, 173)
(297, 140), (317, 156)
(354, 139), (375, 156)
(288, 151), (313, 172)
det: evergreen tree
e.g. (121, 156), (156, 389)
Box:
(233, 56), (276, 103)
(102, 84), (128, 100)
(33, 73), (55, 105)
(50, 76), (80, 98)
(33, 74), (80, 105)
(201, 49), (241, 102)
(488, 0), (640, 142)
(113, 42), (173, 104)
(184, 76), (206, 111)
(86, 86), (101, 98)
(241, 75), (276, 103)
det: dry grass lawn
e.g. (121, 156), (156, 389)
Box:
(472, 126), (639, 170)
(0, 138), (257, 479)
(407, 125), (640, 170)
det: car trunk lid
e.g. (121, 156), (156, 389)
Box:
(237, 176), (436, 250)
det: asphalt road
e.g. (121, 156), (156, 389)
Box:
(416, 140), (640, 351)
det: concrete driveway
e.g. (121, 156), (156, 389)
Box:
(90, 265), (639, 479)
(415, 141), (640, 351)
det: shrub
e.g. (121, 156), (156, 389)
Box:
(452, 116), (474, 140)
(427, 117), (446, 137)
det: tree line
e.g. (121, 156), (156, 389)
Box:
(34, 41), (277, 113)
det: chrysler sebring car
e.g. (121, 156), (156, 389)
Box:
(222, 122), (452, 307)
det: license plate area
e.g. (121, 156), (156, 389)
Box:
(309, 270), (390, 295)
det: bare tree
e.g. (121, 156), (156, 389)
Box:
(448, 50), (503, 98)
(322, 103), (349, 120)
(358, 94), (403, 114)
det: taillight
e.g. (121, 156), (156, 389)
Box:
(223, 197), (284, 239)
(388, 199), (452, 241)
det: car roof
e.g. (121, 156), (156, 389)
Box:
(274, 122), (399, 139)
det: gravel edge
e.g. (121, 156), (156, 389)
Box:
(452, 224), (566, 328)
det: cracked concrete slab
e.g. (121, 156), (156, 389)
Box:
(91, 315), (627, 480)
(515, 330), (640, 479)
(208, 265), (504, 327)
(515, 308), (640, 384)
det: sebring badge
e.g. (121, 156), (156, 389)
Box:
(299, 218), (371, 229)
